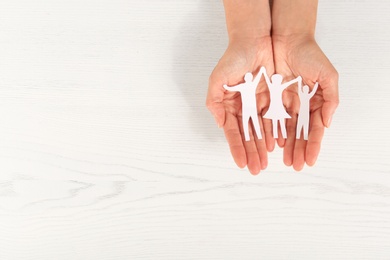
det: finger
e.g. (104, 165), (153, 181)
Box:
(292, 137), (307, 171)
(258, 96), (275, 152)
(223, 113), (247, 169)
(306, 109), (325, 166)
(277, 136), (285, 148)
(206, 74), (227, 127)
(238, 118), (261, 175)
(283, 114), (298, 166)
(276, 124), (285, 148)
(319, 67), (339, 128)
(262, 117), (275, 152)
(255, 116), (268, 170)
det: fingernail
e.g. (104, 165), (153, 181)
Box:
(327, 116), (333, 128)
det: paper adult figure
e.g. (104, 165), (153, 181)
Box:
(296, 81), (319, 140)
(223, 71), (263, 141)
(260, 67), (301, 139)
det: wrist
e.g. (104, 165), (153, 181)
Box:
(271, 0), (318, 37)
(224, 0), (271, 43)
(228, 35), (272, 53)
(228, 27), (271, 44)
(229, 34), (272, 50)
(272, 26), (315, 39)
(272, 33), (315, 48)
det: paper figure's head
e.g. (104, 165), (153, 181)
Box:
(271, 74), (283, 85)
(244, 72), (253, 82)
(303, 85), (309, 94)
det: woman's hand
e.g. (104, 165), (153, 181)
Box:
(206, 37), (275, 175)
(272, 35), (339, 170)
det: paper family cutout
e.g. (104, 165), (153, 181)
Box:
(223, 66), (318, 141)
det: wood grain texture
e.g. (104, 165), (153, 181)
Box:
(1, 0), (390, 259)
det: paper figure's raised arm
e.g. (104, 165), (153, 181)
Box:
(297, 79), (303, 97)
(253, 70), (263, 85)
(308, 82), (319, 98)
(260, 67), (271, 87)
(223, 83), (243, 92)
(282, 76), (302, 90)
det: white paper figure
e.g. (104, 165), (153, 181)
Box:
(296, 81), (319, 140)
(223, 71), (263, 141)
(261, 67), (301, 139)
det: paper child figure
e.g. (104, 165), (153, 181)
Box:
(260, 67), (301, 139)
(223, 71), (263, 141)
(296, 81), (319, 140)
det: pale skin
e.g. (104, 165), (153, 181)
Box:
(272, 0), (339, 171)
(206, 0), (339, 173)
(206, 0), (274, 175)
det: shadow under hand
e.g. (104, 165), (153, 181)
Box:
(172, 0), (227, 142)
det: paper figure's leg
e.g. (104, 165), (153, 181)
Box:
(272, 119), (278, 138)
(296, 124), (302, 139)
(250, 113), (262, 139)
(296, 117), (302, 139)
(303, 122), (309, 140)
(280, 119), (287, 139)
(242, 113), (250, 141)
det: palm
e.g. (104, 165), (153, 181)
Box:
(207, 37), (275, 174)
(273, 37), (339, 170)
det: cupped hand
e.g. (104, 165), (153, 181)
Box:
(272, 35), (339, 171)
(206, 37), (275, 175)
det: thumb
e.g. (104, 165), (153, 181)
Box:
(322, 100), (338, 128)
(319, 68), (339, 128)
(206, 75), (226, 128)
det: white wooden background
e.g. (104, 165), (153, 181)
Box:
(1, 0), (390, 259)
